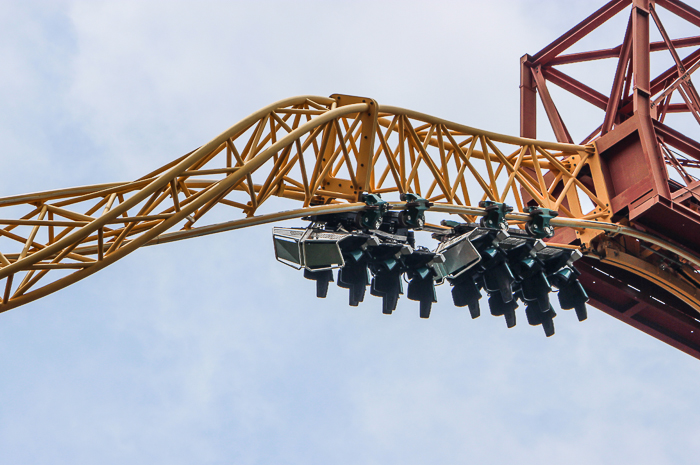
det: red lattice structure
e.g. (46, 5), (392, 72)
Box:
(521, 0), (700, 357)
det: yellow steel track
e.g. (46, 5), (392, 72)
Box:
(0, 94), (697, 312)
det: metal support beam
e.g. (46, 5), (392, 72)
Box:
(520, 54), (537, 139)
(531, 65), (573, 143)
(602, 12), (633, 134)
(542, 67), (609, 110)
(531, 0), (632, 66)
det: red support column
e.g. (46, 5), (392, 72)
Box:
(520, 54), (537, 139)
(631, 0), (671, 200)
(521, 0), (700, 358)
(602, 12), (633, 134)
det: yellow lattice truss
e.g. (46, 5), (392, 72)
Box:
(0, 94), (632, 312)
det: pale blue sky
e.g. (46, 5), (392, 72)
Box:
(1, 1), (700, 464)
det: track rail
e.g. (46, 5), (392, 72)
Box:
(0, 94), (697, 325)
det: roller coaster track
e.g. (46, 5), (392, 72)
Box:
(0, 93), (699, 331)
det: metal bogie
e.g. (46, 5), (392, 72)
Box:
(356, 194), (389, 231)
(398, 193), (432, 230)
(304, 195), (389, 234)
(478, 201), (513, 231)
(524, 206), (558, 239)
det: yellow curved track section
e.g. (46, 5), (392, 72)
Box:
(0, 94), (697, 312)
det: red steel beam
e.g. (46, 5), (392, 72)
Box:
(578, 259), (700, 360)
(651, 57), (700, 109)
(520, 54), (538, 139)
(532, 0), (632, 66)
(656, 0), (700, 28)
(542, 66), (609, 110)
(650, 4), (687, 71)
(531, 65), (574, 143)
(550, 36), (700, 65)
(665, 102), (690, 112)
(650, 3), (700, 119)
(631, 0), (671, 199)
(632, 0), (651, 97)
(654, 119), (700, 160)
(602, 13), (633, 134)
(619, 47), (700, 115)
(650, 47), (700, 96)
